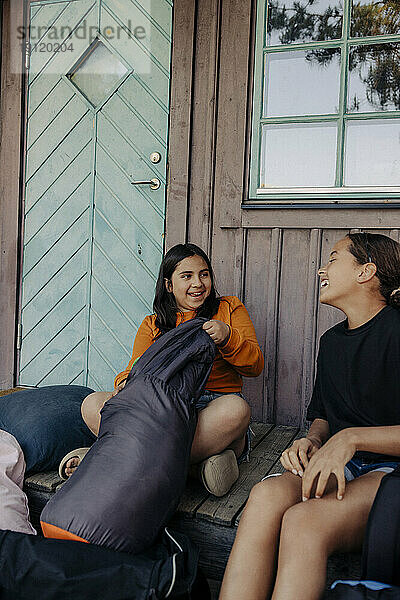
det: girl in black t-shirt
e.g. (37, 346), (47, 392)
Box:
(219, 232), (400, 600)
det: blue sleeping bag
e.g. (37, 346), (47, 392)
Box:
(0, 386), (96, 473)
(41, 318), (216, 554)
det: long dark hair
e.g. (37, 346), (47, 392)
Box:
(153, 243), (221, 336)
(347, 232), (400, 308)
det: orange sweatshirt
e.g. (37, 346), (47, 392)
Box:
(114, 296), (264, 393)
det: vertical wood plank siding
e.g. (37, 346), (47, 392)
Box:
(165, 0), (196, 250)
(167, 1), (400, 426)
(0, 0), (24, 388)
(187, 0), (220, 255)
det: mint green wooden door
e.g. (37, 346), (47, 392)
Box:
(19, 0), (172, 389)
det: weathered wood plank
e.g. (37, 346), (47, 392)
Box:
(0, 0), (24, 389)
(274, 230), (312, 425)
(317, 229), (345, 342)
(242, 228), (272, 421)
(25, 471), (63, 492)
(212, 0), (252, 228)
(249, 422), (274, 446)
(165, 0), (196, 249)
(176, 477), (210, 517)
(299, 229), (322, 424)
(196, 425), (298, 525)
(241, 209), (400, 230)
(210, 0), (252, 300)
(187, 0), (220, 253)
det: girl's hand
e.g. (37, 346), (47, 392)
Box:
(202, 320), (230, 346)
(301, 430), (356, 501)
(280, 437), (321, 476)
(111, 380), (126, 397)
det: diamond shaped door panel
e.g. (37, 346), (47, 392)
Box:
(20, 0), (173, 389)
(69, 39), (129, 106)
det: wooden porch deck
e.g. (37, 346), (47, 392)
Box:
(24, 422), (361, 596)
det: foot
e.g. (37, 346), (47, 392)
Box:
(200, 449), (239, 497)
(63, 456), (81, 478)
(58, 447), (90, 479)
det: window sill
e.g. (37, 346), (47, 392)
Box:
(244, 188), (400, 208)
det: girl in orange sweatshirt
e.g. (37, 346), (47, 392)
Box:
(60, 243), (264, 496)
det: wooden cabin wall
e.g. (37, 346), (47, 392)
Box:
(167, 0), (400, 426)
(0, 0), (24, 389)
(1, 0), (399, 420)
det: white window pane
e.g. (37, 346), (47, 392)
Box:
(263, 50), (341, 117)
(260, 122), (338, 187)
(348, 43), (400, 113)
(344, 119), (400, 186)
(267, 0), (343, 46)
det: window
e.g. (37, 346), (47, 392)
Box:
(249, 0), (400, 203)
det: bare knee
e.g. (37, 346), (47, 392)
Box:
(221, 395), (251, 436)
(280, 501), (330, 554)
(81, 391), (113, 435)
(246, 474), (301, 519)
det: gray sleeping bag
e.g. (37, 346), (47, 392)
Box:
(41, 318), (216, 554)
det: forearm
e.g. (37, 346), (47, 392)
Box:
(307, 418), (330, 448)
(219, 328), (264, 376)
(338, 426), (400, 457)
(217, 301), (264, 377)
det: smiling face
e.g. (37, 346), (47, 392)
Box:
(318, 238), (363, 308)
(165, 254), (212, 312)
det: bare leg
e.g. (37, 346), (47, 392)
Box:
(190, 394), (251, 463)
(68, 392), (250, 475)
(271, 471), (386, 600)
(80, 391), (113, 436)
(219, 473), (303, 600)
(63, 392), (113, 476)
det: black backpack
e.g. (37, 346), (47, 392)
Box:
(0, 527), (210, 599)
(327, 466), (400, 599)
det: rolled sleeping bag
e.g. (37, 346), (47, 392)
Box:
(41, 318), (216, 554)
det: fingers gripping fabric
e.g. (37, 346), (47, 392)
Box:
(41, 319), (216, 554)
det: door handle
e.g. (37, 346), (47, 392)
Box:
(131, 178), (161, 190)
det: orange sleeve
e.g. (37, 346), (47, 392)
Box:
(114, 316), (155, 388)
(218, 300), (264, 377)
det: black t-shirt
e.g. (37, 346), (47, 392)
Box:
(307, 306), (400, 461)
